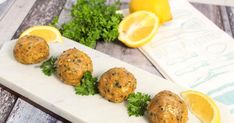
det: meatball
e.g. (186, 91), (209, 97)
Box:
(13, 35), (49, 64)
(98, 68), (137, 103)
(147, 90), (188, 123)
(56, 48), (93, 86)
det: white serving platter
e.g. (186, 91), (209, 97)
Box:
(0, 37), (214, 123)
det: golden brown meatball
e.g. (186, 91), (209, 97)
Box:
(13, 35), (49, 64)
(56, 48), (93, 86)
(98, 68), (137, 103)
(147, 90), (188, 123)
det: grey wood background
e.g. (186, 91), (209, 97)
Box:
(0, 0), (233, 123)
(0, 0), (15, 20)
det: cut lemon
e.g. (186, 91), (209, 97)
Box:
(118, 11), (159, 48)
(181, 90), (220, 123)
(20, 26), (63, 43)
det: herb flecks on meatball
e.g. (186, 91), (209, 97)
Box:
(98, 67), (137, 103)
(56, 48), (93, 86)
(13, 35), (49, 64)
(147, 90), (188, 123)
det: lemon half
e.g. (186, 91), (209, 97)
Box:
(118, 11), (159, 48)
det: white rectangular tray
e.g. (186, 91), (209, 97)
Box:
(0, 38), (202, 123)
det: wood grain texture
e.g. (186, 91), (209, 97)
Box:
(0, 0), (16, 20)
(191, 3), (224, 30)
(226, 7), (234, 36)
(6, 99), (59, 123)
(188, 0), (234, 7)
(57, 0), (75, 25)
(190, 3), (234, 38)
(0, 86), (16, 123)
(0, 0), (36, 46)
(13, 0), (67, 39)
(220, 6), (233, 37)
(95, 42), (163, 76)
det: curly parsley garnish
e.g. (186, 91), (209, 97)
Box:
(127, 92), (151, 117)
(75, 71), (98, 96)
(58, 0), (123, 48)
(40, 56), (57, 76)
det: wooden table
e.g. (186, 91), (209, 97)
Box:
(0, 0), (233, 122)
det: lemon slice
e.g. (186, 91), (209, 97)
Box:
(20, 26), (63, 43)
(118, 11), (159, 48)
(181, 90), (221, 123)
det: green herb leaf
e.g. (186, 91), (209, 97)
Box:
(60, 0), (123, 48)
(40, 56), (57, 76)
(127, 92), (151, 117)
(75, 71), (98, 96)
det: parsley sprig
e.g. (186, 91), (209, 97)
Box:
(127, 92), (151, 117)
(40, 56), (57, 76)
(75, 71), (98, 95)
(40, 56), (152, 117)
(59, 0), (123, 48)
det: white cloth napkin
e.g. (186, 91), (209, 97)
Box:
(140, 0), (234, 119)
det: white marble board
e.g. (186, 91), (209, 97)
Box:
(0, 37), (202, 123)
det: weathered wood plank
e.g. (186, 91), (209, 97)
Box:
(0, 85), (70, 123)
(220, 6), (233, 37)
(190, 3), (234, 38)
(0, 0), (37, 46)
(13, 0), (67, 39)
(6, 98), (59, 123)
(96, 42), (163, 76)
(188, 0), (234, 7)
(0, 0), (16, 20)
(57, 0), (75, 25)
(226, 7), (234, 36)
(0, 85), (17, 123)
(191, 3), (224, 30)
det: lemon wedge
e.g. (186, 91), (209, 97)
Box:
(118, 11), (159, 48)
(181, 90), (221, 123)
(20, 26), (63, 43)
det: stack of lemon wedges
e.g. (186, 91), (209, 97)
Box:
(118, 0), (172, 48)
